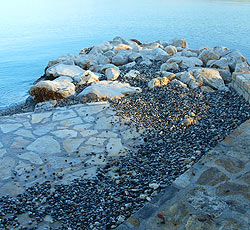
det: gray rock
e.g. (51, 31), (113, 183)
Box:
(165, 45), (177, 56)
(105, 67), (120, 80)
(170, 38), (188, 48)
(199, 48), (220, 65)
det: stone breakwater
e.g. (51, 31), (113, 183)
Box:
(0, 37), (250, 229)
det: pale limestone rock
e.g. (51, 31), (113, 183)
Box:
(85, 137), (106, 146)
(199, 48), (220, 65)
(176, 71), (200, 89)
(46, 63), (84, 78)
(106, 138), (127, 157)
(105, 67), (120, 81)
(10, 137), (31, 149)
(169, 79), (188, 88)
(74, 70), (100, 85)
(235, 62), (250, 73)
(0, 149), (6, 158)
(31, 112), (52, 124)
(0, 182), (24, 197)
(0, 157), (15, 180)
(167, 56), (203, 69)
(52, 110), (77, 121)
(181, 50), (198, 57)
(193, 68), (225, 89)
(123, 61), (136, 69)
(78, 81), (141, 100)
(100, 64), (118, 73)
(53, 76), (73, 83)
(207, 57), (230, 71)
(63, 138), (84, 154)
(115, 44), (132, 50)
(46, 55), (75, 69)
(52, 130), (78, 139)
(165, 45), (177, 56)
(27, 136), (60, 154)
(217, 69), (232, 83)
(29, 80), (76, 102)
(0, 123), (22, 133)
(74, 54), (98, 69)
(128, 52), (141, 62)
(96, 41), (113, 52)
(213, 46), (229, 56)
(161, 71), (176, 80)
(104, 50), (116, 59)
(124, 70), (140, 78)
(148, 77), (169, 88)
(160, 62), (179, 72)
(18, 152), (43, 165)
(170, 38), (188, 48)
(112, 52), (130, 66)
(152, 47), (169, 61)
(80, 130), (98, 138)
(223, 49), (247, 71)
(59, 117), (83, 127)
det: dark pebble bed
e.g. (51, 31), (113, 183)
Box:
(0, 60), (250, 230)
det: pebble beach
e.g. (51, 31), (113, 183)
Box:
(0, 37), (250, 229)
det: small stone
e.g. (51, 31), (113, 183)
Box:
(149, 183), (160, 190)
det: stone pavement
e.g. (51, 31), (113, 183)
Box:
(117, 119), (250, 230)
(0, 102), (144, 197)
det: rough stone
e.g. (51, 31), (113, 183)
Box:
(196, 167), (228, 186)
(105, 67), (120, 81)
(27, 136), (61, 154)
(215, 158), (245, 173)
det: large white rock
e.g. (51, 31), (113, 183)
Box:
(96, 41), (114, 52)
(176, 71), (199, 89)
(160, 62), (179, 72)
(192, 68), (225, 89)
(53, 76), (73, 84)
(46, 64), (85, 79)
(78, 81), (142, 99)
(207, 57), (230, 71)
(74, 70), (100, 85)
(29, 80), (76, 102)
(165, 45), (177, 56)
(148, 77), (169, 88)
(46, 55), (75, 69)
(181, 50), (198, 57)
(105, 67), (120, 80)
(170, 38), (188, 48)
(75, 54), (98, 69)
(234, 62), (250, 73)
(152, 47), (169, 61)
(199, 48), (220, 65)
(124, 70), (140, 78)
(223, 50), (247, 71)
(112, 52), (130, 66)
(115, 44), (132, 50)
(167, 56), (203, 69)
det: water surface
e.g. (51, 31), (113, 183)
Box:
(1, 0), (250, 108)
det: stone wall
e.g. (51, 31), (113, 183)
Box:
(232, 73), (250, 104)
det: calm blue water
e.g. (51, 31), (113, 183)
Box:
(1, 0), (250, 108)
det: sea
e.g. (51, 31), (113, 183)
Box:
(0, 0), (250, 109)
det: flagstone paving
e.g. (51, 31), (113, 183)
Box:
(117, 119), (250, 230)
(0, 102), (144, 197)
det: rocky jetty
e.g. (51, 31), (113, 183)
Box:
(0, 37), (250, 229)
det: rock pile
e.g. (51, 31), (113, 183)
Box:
(28, 36), (250, 106)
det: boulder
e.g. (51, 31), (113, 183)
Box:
(192, 68), (225, 90)
(124, 70), (140, 78)
(74, 55), (98, 69)
(234, 62), (250, 73)
(74, 70), (100, 85)
(181, 50), (198, 57)
(170, 38), (188, 48)
(176, 71), (199, 89)
(166, 56), (203, 69)
(104, 50), (116, 59)
(112, 36), (128, 46)
(223, 50), (247, 71)
(77, 81), (142, 100)
(128, 52), (141, 62)
(169, 79), (188, 88)
(115, 44), (132, 50)
(213, 46), (229, 56)
(29, 80), (76, 102)
(46, 56), (75, 69)
(217, 69), (232, 83)
(165, 45), (177, 56)
(207, 57), (230, 71)
(105, 67), (120, 80)
(46, 64), (85, 80)
(152, 47), (169, 61)
(161, 71), (176, 80)
(96, 41), (113, 52)
(199, 48), (220, 65)
(100, 64), (118, 73)
(112, 51), (130, 66)
(160, 62), (179, 72)
(148, 77), (169, 88)
(53, 76), (73, 84)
